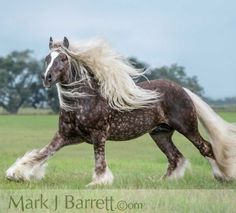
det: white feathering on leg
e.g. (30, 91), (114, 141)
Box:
(87, 167), (114, 186)
(206, 157), (226, 180)
(6, 150), (47, 181)
(167, 158), (191, 180)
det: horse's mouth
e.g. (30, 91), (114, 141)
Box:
(43, 81), (52, 88)
(42, 79), (58, 88)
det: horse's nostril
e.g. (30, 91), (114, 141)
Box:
(48, 74), (52, 82)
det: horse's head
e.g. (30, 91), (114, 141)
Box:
(42, 37), (70, 88)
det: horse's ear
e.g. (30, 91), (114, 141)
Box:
(49, 37), (53, 49)
(63, 36), (69, 49)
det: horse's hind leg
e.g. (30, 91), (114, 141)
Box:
(170, 109), (225, 180)
(177, 129), (224, 179)
(150, 124), (190, 180)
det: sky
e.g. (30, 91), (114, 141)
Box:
(0, 0), (235, 98)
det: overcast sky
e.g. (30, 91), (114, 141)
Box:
(0, 0), (235, 98)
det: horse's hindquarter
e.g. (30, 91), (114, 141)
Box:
(137, 79), (197, 130)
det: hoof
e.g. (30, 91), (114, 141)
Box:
(86, 181), (99, 187)
(6, 150), (47, 181)
(86, 167), (114, 187)
(160, 174), (168, 180)
(206, 157), (229, 182)
(163, 158), (190, 180)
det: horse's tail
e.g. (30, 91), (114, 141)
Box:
(184, 88), (236, 180)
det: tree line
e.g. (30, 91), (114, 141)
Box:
(0, 50), (233, 114)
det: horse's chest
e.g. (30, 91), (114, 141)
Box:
(59, 112), (97, 140)
(59, 112), (83, 136)
(59, 117), (77, 136)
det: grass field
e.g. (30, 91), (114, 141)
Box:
(0, 112), (236, 212)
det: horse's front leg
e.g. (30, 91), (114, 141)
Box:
(6, 132), (69, 181)
(87, 132), (113, 186)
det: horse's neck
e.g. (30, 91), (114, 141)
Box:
(57, 64), (100, 111)
(69, 64), (98, 90)
(60, 81), (97, 93)
(57, 79), (100, 116)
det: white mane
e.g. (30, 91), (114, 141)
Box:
(54, 39), (160, 111)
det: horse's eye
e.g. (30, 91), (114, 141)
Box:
(61, 57), (67, 62)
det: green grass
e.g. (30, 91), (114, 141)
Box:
(0, 113), (236, 212)
(0, 112), (236, 190)
(0, 107), (53, 115)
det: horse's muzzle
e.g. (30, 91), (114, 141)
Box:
(41, 73), (52, 88)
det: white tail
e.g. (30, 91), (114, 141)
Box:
(184, 88), (236, 180)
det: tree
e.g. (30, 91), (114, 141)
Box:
(129, 57), (204, 96)
(0, 52), (205, 113)
(0, 50), (42, 113)
(128, 57), (149, 70)
(147, 64), (204, 96)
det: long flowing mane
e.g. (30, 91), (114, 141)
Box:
(53, 39), (160, 111)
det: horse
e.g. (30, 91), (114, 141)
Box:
(6, 37), (236, 186)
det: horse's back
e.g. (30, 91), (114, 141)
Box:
(138, 79), (196, 126)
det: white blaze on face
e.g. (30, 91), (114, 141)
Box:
(44, 51), (60, 78)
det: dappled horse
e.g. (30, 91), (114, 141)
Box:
(6, 37), (236, 186)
